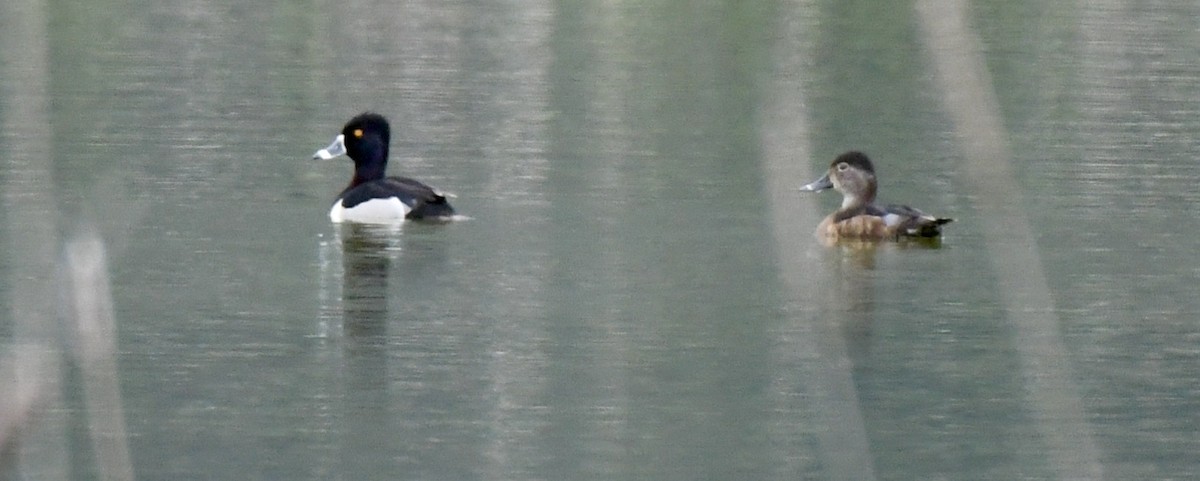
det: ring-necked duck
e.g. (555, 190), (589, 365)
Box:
(800, 151), (952, 241)
(313, 113), (455, 223)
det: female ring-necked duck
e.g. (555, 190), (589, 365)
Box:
(312, 113), (455, 223)
(799, 151), (952, 241)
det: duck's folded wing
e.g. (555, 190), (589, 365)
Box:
(384, 176), (455, 219)
(878, 203), (922, 217)
(337, 177), (440, 207)
(879, 203), (952, 236)
(385, 176), (449, 203)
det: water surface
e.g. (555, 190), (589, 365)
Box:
(2, 0), (1199, 480)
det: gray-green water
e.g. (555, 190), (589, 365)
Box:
(2, 0), (1199, 480)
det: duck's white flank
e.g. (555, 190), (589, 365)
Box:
(329, 197), (411, 223)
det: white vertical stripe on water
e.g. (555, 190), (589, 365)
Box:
(761, 2), (878, 479)
(0, 0), (66, 478)
(65, 232), (136, 481)
(915, 0), (1105, 479)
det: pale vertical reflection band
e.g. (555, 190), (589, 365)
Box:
(761, 1), (878, 479)
(0, 0), (67, 478)
(915, 0), (1104, 479)
(67, 234), (136, 481)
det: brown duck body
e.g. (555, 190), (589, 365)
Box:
(817, 211), (890, 241)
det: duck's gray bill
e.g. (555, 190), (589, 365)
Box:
(313, 134), (347, 160)
(798, 173), (833, 192)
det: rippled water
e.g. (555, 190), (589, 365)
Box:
(2, 0), (1199, 479)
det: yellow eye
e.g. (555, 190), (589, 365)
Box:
(353, 129), (363, 138)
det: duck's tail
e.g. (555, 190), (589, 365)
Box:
(407, 195), (456, 220)
(911, 217), (953, 237)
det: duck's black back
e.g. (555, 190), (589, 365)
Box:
(340, 176), (455, 219)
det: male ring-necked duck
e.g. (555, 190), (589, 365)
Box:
(799, 151), (952, 241)
(312, 113), (455, 223)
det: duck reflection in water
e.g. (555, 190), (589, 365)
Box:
(339, 224), (401, 341)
